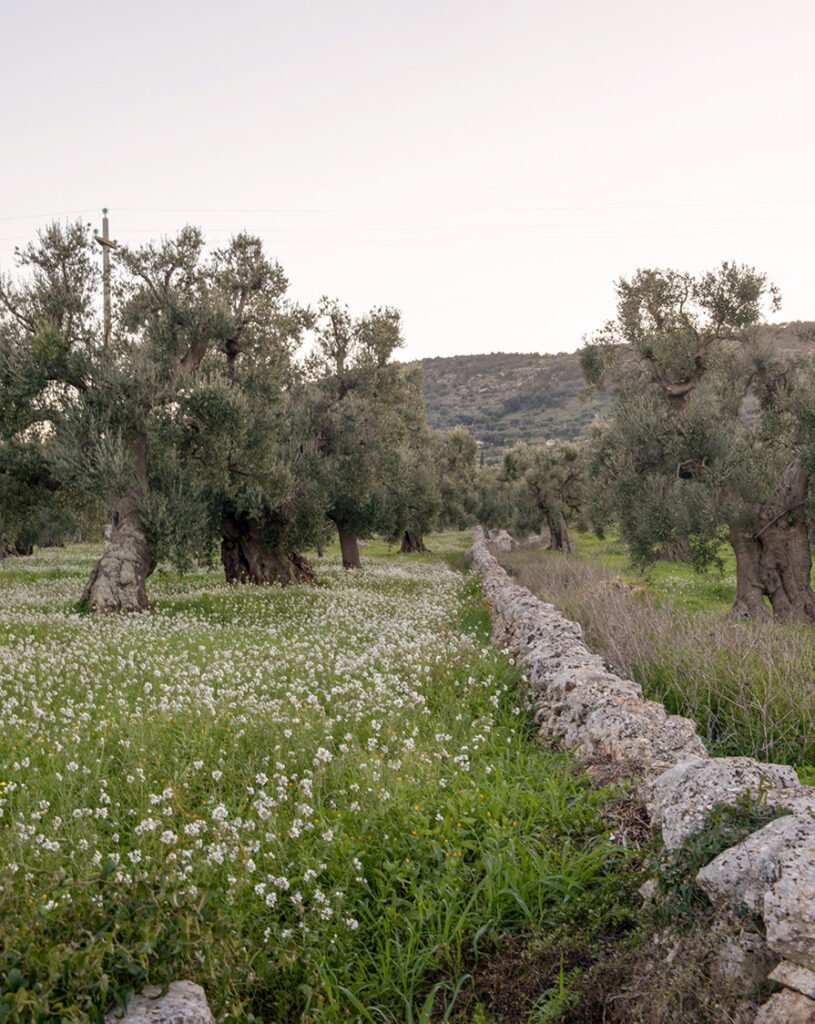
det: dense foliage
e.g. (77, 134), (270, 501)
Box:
(581, 263), (815, 622)
(0, 223), (479, 608)
(499, 441), (588, 551)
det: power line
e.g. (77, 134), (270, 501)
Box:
(4, 199), (815, 223)
(4, 213), (815, 246)
(3, 229), (815, 244)
(113, 200), (815, 214)
(0, 209), (95, 223)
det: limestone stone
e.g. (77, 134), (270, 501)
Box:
(544, 667), (641, 703)
(105, 981), (215, 1023)
(645, 713), (708, 772)
(647, 757), (799, 849)
(639, 878), (658, 901)
(468, 528), (815, 991)
(766, 785), (815, 819)
(486, 528), (516, 551)
(754, 989), (815, 1023)
(709, 915), (776, 989)
(697, 814), (815, 914)
(579, 698), (706, 773)
(769, 961), (815, 1000)
(764, 848), (815, 971)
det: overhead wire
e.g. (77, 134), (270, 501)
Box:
(4, 199), (815, 221)
(2, 203), (815, 245)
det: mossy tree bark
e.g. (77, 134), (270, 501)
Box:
(545, 511), (572, 553)
(221, 514), (315, 585)
(80, 492), (155, 613)
(337, 525), (362, 569)
(729, 461), (815, 624)
(80, 431), (157, 613)
(400, 530), (427, 553)
(657, 537), (693, 562)
(1, 542), (33, 558)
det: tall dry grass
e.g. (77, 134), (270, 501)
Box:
(501, 550), (815, 768)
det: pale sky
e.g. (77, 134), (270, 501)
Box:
(2, 0), (815, 360)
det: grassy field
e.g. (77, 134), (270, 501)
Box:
(0, 536), (640, 1023)
(566, 532), (740, 614)
(501, 533), (815, 774)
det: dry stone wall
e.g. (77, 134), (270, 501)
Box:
(104, 981), (215, 1023)
(467, 528), (815, 1022)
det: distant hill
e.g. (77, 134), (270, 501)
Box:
(418, 322), (815, 462)
(418, 351), (610, 461)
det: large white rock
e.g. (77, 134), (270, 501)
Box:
(105, 981), (215, 1023)
(647, 757), (799, 849)
(764, 848), (815, 971)
(697, 814), (815, 914)
(579, 698), (706, 774)
(754, 989), (815, 1023)
(769, 960), (815, 1000)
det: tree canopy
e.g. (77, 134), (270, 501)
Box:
(0, 222), (481, 607)
(581, 262), (815, 622)
(500, 441), (587, 552)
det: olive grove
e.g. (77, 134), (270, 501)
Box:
(0, 222), (476, 609)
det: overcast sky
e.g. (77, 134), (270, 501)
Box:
(2, 0), (814, 360)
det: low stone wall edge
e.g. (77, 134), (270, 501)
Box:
(468, 527), (815, 1022)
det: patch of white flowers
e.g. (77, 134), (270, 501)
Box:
(0, 546), (511, 943)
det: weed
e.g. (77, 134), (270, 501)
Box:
(551, 793), (786, 1024)
(650, 793), (790, 931)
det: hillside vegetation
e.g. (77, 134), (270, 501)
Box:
(418, 321), (815, 458)
(419, 352), (610, 456)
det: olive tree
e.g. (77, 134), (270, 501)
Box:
(0, 223), (314, 610)
(306, 298), (417, 568)
(436, 427), (479, 531)
(501, 441), (586, 551)
(163, 234), (321, 586)
(0, 223), (104, 557)
(581, 262), (815, 623)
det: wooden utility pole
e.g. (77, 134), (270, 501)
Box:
(94, 208), (118, 347)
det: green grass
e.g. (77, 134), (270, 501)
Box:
(571, 527), (815, 615)
(569, 532), (739, 614)
(502, 541), (815, 772)
(0, 536), (640, 1023)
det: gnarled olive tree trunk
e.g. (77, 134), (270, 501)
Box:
(221, 514), (314, 586)
(400, 530), (427, 554)
(729, 460), (815, 624)
(657, 537), (692, 562)
(545, 511), (572, 553)
(1, 541), (33, 558)
(80, 493), (155, 613)
(337, 525), (362, 569)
